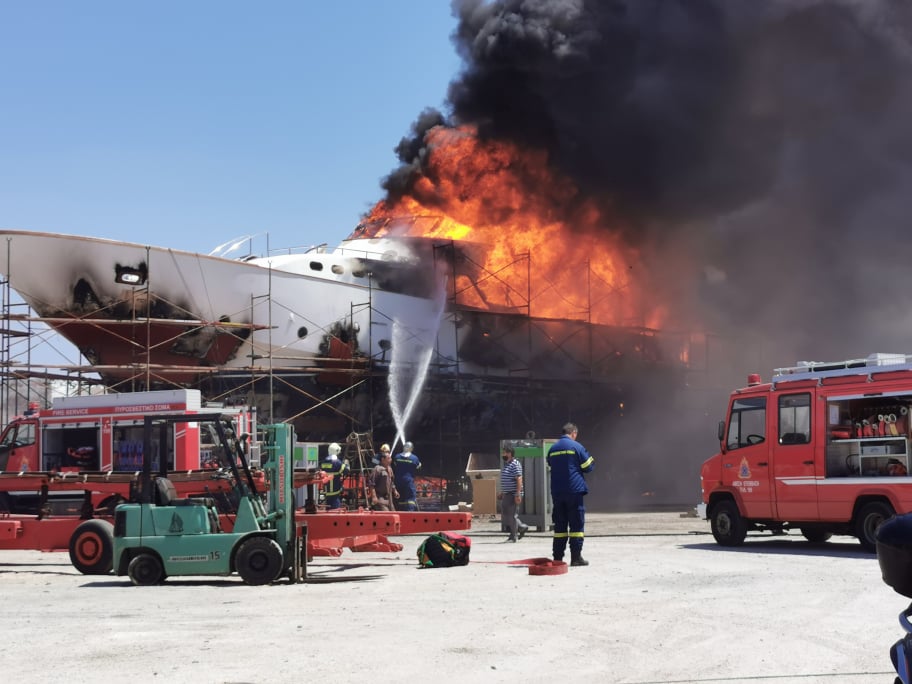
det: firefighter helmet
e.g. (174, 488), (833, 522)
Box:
(328, 442), (341, 458)
(404, 441), (414, 452)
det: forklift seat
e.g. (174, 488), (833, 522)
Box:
(155, 478), (193, 506)
(154, 478), (220, 531)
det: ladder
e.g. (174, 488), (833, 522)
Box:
(342, 432), (377, 507)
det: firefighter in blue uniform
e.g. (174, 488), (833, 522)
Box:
(320, 442), (348, 510)
(546, 422), (594, 566)
(392, 441), (421, 511)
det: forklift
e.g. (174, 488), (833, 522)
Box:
(112, 415), (305, 586)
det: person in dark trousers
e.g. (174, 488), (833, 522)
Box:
(392, 441), (421, 511)
(500, 445), (529, 542)
(546, 422), (594, 566)
(320, 442), (348, 510)
(368, 444), (398, 511)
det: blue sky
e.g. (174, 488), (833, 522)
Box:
(0, 2), (461, 255)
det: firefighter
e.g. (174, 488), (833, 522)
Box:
(546, 422), (594, 566)
(392, 441), (421, 511)
(320, 442), (348, 510)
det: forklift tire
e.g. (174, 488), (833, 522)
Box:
(710, 500), (747, 547)
(236, 537), (284, 586)
(855, 501), (894, 553)
(69, 519), (115, 575)
(128, 553), (165, 586)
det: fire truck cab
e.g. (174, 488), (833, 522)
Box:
(701, 353), (912, 552)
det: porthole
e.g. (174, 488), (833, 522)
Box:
(309, 261), (323, 271)
(297, 327), (308, 338)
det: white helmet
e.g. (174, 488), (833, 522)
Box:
(328, 442), (341, 458)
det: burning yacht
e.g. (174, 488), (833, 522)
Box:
(0, 219), (678, 383)
(0, 221), (689, 498)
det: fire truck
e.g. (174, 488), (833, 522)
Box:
(0, 388), (254, 475)
(701, 353), (912, 552)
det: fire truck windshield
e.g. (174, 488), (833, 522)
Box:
(727, 396), (767, 449)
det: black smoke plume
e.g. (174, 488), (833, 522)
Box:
(380, 0), (912, 507)
(385, 0), (912, 365)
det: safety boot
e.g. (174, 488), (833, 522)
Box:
(570, 553), (589, 567)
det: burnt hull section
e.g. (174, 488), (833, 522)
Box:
(453, 309), (664, 379)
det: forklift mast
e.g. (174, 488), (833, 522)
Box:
(259, 423), (296, 555)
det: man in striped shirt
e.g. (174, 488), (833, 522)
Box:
(500, 445), (529, 542)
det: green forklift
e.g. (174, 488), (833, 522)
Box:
(112, 415), (305, 586)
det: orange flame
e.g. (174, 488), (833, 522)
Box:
(363, 125), (666, 328)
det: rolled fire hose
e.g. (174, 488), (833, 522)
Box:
(526, 558), (569, 576)
(486, 557), (569, 575)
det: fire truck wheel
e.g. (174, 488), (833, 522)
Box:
(855, 501), (894, 553)
(236, 537), (284, 585)
(128, 553), (165, 586)
(710, 500), (747, 546)
(68, 519), (115, 575)
(800, 527), (832, 544)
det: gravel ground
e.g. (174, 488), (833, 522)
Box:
(0, 510), (906, 683)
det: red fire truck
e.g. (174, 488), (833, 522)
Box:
(700, 353), (912, 552)
(0, 388), (254, 475)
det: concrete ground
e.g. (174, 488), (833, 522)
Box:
(0, 510), (906, 683)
